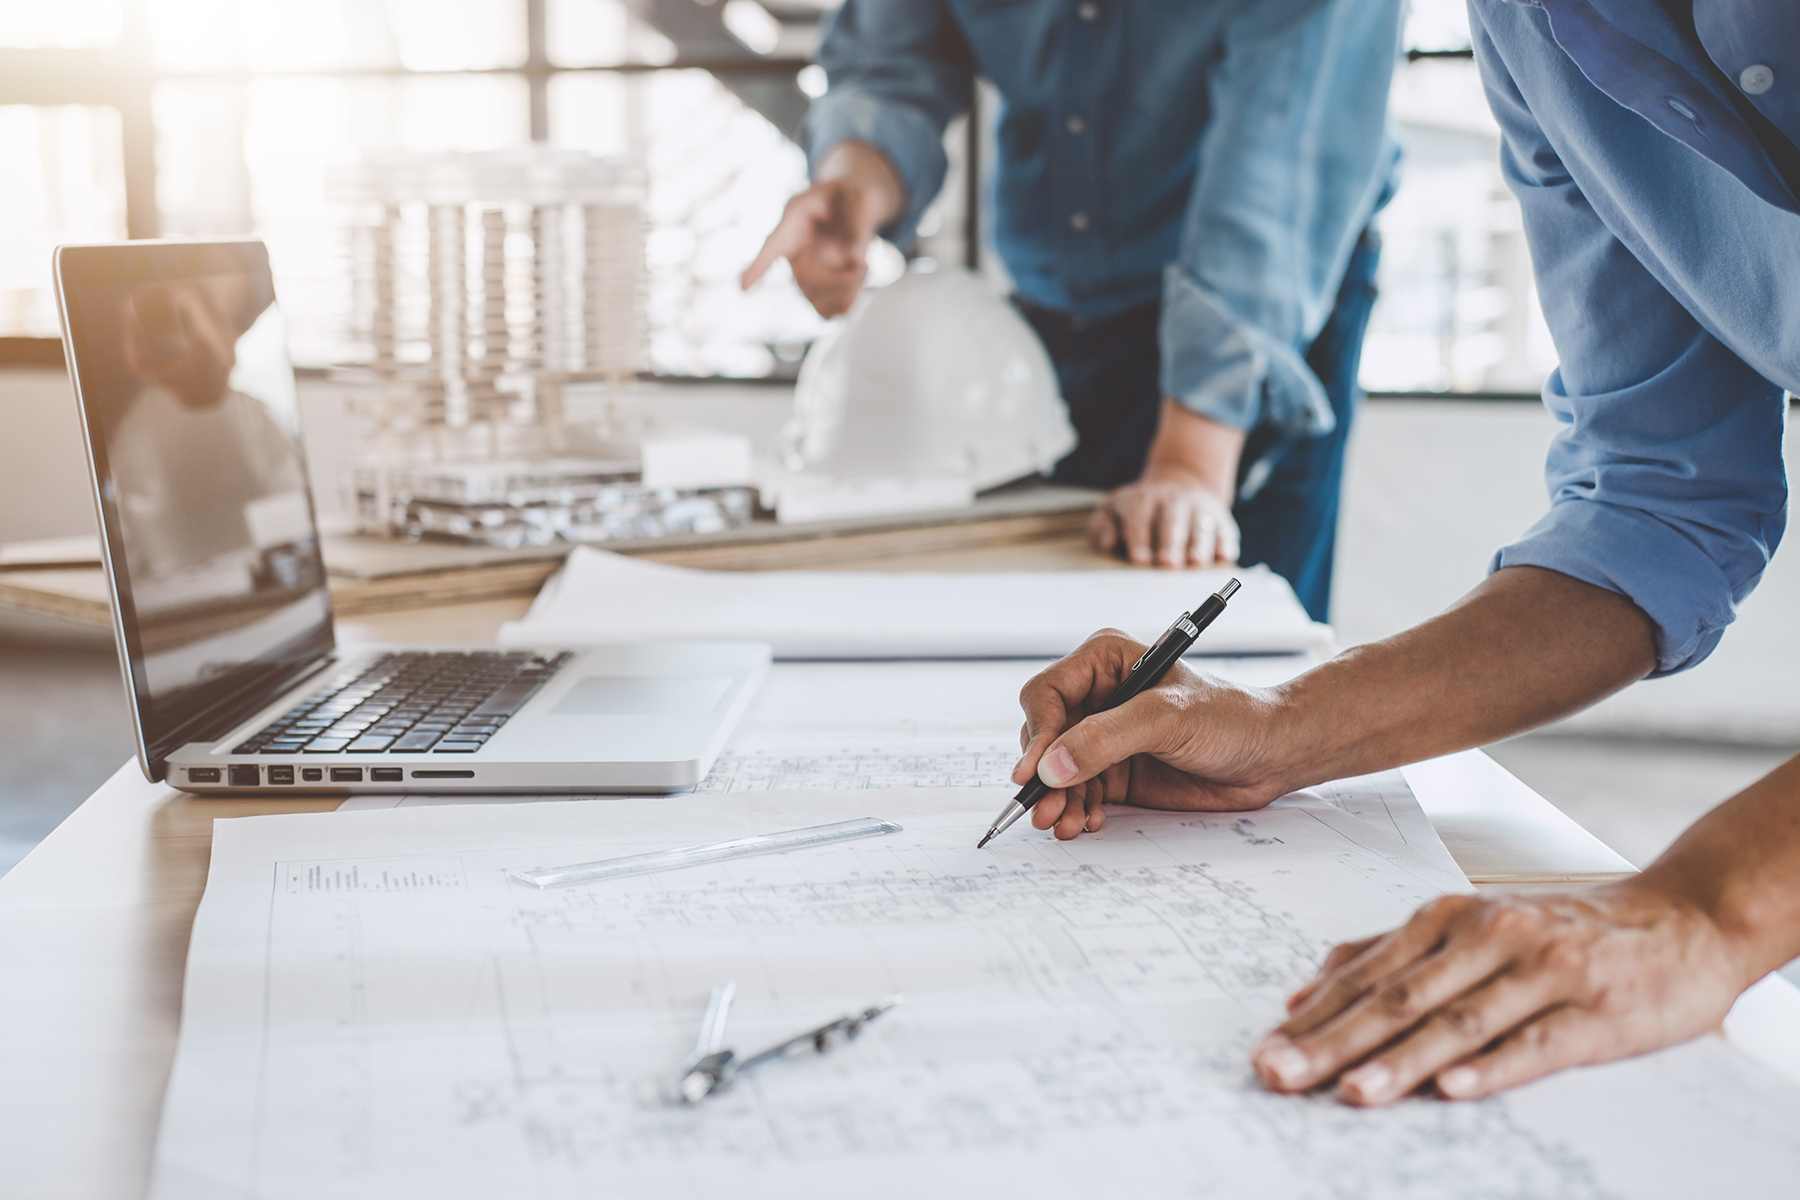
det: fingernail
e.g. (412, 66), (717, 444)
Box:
(1340, 1062), (1394, 1102)
(1039, 746), (1078, 787)
(1437, 1066), (1479, 1098)
(1253, 1037), (1310, 1087)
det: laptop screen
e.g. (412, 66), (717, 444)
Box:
(56, 241), (334, 773)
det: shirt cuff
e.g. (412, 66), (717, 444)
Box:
(1490, 500), (1744, 676)
(805, 92), (946, 249)
(1157, 264), (1336, 436)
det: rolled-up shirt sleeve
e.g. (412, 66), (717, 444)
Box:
(1159, 0), (1401, 436)
(1475, 11), (1790, 676)
(806, 0), (974, 248)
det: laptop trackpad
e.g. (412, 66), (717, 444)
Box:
(550, 676), (733, 717)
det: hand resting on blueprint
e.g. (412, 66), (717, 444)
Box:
(1255, 752), (1800, 1106)
(1011, 628), (1288, 840)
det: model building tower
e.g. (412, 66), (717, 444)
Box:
(330, 146), (648, 433)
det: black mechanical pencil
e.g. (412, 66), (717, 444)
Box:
(976, 577), (1242, 848)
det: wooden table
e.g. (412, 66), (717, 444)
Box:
(0, 484), (1105, 629)
(0, 535), (1672, 1200)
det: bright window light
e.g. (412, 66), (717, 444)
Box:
(722, 0), (780, 56)
(0, 1), (123, 49)
(0, 106), (128, 337)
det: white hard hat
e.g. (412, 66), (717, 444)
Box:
(778, 267), (1076, 497)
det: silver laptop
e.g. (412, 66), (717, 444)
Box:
(54, 238), (769, 796)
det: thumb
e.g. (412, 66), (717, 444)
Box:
(1036, 701), (1168, 790)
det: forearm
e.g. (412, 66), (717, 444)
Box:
(1265, 566), (1656, 789)
(1637, 754), (1800, 988)
(1143, 398), (1245, 499)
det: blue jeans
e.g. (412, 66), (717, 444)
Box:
(1019, 228), (1381, 623)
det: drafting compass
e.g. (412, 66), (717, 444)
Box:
(676, 980), (902, 1103)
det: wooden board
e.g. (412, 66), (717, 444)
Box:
(0, 567), (111, 626)
(0, 494), (1108, 627)
(1402, 751), (1637, 887)
(0, 534), (101, 570)
(318, 480), (1102, 581)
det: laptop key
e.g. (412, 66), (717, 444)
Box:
(238, 649), (569, 762)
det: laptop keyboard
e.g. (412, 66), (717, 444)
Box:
(233, 650), (573, 756)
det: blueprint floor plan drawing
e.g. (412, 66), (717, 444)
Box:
(152, 789), (1800, 1199)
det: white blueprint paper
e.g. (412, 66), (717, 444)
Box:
(499, 549), (1330, 659)
(331, 656), (1453, 873)
(153, 791), (1800, 1199)
(336, 657), (1461, 882)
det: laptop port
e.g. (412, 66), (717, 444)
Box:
(301, 767), (323, 782)
(412, 769), (474, 779)
(329, 767), (363, 783)
(268, 765), (295, 785)
(228, 765), (259, 788)
(369, 768), (403, 782)
(188, 767), (222, 783)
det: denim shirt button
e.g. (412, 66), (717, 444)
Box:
(1068, 211), (1091, 232)
(1076, 2), (1099, 21)
(1065, 115), (1087, 135)
(1740, 65), (1774, 96)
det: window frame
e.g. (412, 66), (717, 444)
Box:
(3, 16), (1504, 396)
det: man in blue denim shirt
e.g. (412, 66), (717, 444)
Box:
(743, 0), (1402, 621)
(1010, 0), (1800, 1103)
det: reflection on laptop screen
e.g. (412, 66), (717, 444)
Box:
(59, 241), (333, 766)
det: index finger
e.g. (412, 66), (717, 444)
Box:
(1013, 630), (1143, 781)
(1086, 506), (1121, 558)
(1279, 895), (1478, 1036)
(741, 190), (832, 289)
(741, 222), (802, 290)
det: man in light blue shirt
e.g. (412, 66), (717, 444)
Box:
(744, 0), (1402, 621)
(1008, 0), (1800, 1102)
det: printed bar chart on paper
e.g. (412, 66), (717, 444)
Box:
(284, 861), (467, 894)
